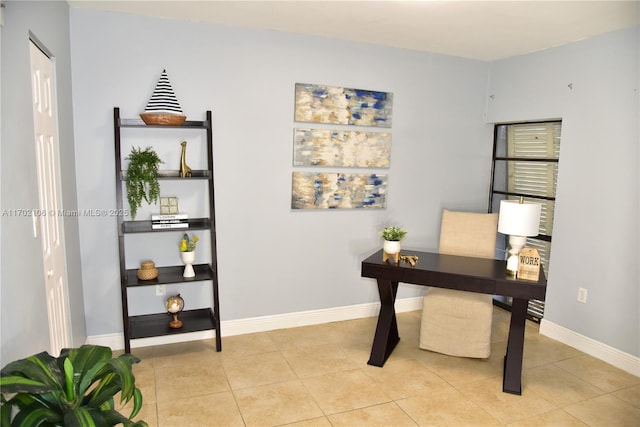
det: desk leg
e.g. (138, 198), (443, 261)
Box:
(503, 298), (528, 395)
(368, 279), (400, 367)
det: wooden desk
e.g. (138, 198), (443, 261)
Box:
(362, 249), (547, 395)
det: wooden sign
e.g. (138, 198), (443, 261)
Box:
(517, 247), (541, 281)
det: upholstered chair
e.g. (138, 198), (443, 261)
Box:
(419, 209), (499, 358)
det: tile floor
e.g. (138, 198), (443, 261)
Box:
(121, 308), (639, 426)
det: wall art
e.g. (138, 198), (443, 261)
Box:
(294, 83), (393, 127)
(293, 128), (391, 168)
(291, 172), (387, 210)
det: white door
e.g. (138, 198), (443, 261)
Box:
(29, 40), (71, 356)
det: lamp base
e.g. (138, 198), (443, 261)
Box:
(506, 254), (519, 277)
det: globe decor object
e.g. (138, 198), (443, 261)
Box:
(166, 294), (185, 329)
(140, 69), (186, 126)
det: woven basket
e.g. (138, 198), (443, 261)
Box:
(137, 260), (159, 281)
(140, 113), (186, 126)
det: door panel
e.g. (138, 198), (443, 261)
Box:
(30, 41), (71, 356)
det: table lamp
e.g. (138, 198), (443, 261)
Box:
(498, 197), (541, 277)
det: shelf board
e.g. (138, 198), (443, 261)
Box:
(120, 170), (211, 180)
(118, 118), (208, 129)
(129, 308), (216, 340)
(122, 218), (211, 233)
(125, 264), (214, 287)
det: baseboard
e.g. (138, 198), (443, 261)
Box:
(85, 297), (424, 351)
(540, 319), (640, 377)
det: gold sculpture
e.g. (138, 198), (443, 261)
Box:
(179, 141), (192, 177)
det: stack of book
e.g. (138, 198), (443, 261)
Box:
(151, 213), (189, 230)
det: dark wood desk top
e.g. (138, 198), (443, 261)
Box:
(362, 249), (546, 301)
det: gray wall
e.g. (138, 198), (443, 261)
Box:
(487, 27), (639, 357)
(1, 1), (85, 364)
(68, 9), (492, 337)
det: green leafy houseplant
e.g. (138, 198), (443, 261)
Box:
(380, 226), (407, 241)
(125, 146), (164, 220)
(0, 345), (147, 427)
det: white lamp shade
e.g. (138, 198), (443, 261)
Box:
(498, 200), (541, 237)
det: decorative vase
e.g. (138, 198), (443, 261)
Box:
(382, 240), (401, 265)
(181, 251), (195, 278)
(383, 240), (401, 254)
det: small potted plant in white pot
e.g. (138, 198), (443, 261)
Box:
(381, 226), (407, 264)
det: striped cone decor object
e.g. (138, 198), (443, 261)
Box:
(140, 69), (187, 125)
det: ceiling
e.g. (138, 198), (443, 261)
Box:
(68, 0), (639, 61)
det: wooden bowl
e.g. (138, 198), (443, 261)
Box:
(139, 113), (186, 126)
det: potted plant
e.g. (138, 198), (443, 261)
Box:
(381, 225), (407, 242)
(0, 344), (147, 426)
(381, 226), (407, 263)
(179, 233), (199, 278)
(125, 146), (163, 220)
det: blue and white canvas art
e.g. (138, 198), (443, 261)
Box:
(291, 172), (387, 209)
(293, 128), (392, 168)
(294, 83), (393, 128)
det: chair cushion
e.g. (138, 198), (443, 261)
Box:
(420, 288), (493, 358)
(439, 209), (498, 259)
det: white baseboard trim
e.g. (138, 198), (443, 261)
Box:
(85, 297), (424, 351)
(540, 319), (640, 377)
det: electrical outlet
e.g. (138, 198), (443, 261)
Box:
(577, 287), (588, 303)
(156, 285), (166, 296)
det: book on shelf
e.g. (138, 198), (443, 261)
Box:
(151, 222), (189, 230)
(151, 213), (188, 221)
(152, 219), (188, 225)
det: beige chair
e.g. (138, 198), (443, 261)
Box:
(419, 209), (498, 358)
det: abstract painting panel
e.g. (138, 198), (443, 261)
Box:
(291, 172), (387, 210)
(293, 128), (391, 168)
(294, 83), (393, 127)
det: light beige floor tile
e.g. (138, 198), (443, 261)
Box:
(362, 357), (450, 399)
(282, 343), (359, 378)
(219, 332), (278, 359)
(151, 339), (219, 359)
(130, 403), (158, 427)
(222, 351), (297, 389)
(302, 369), (391, 414)
(152, 344), (222, 370)
(131, 360), (157, 405)
(522, 334), (582, 369)
(328, 401), (418, 426)
(507, 409), (588, 427)
(123, 307), (630, 426)
(233, 380), (323, 426)
(157, 391), (244, 427)
(283, 416), (333, 426)
(522, 364), (604, 406)
(414, 343), (504, 387)
(457, 377), (557, 424)
(154, 359), (229, 402)
(267, 322), (346, 350)
(563, 394), (640, 427)
(554, 355), (640, 393)
(396, 387), (502, 426)
(613, 384), (640, 408)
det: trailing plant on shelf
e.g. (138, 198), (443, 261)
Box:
(0, 344), (148, 427)
(380, 225), (408, 241)
(125, 146), (164, 220)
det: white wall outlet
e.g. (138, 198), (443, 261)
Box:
(156, 285), (166, 296)
(577, 287), (588, 303)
